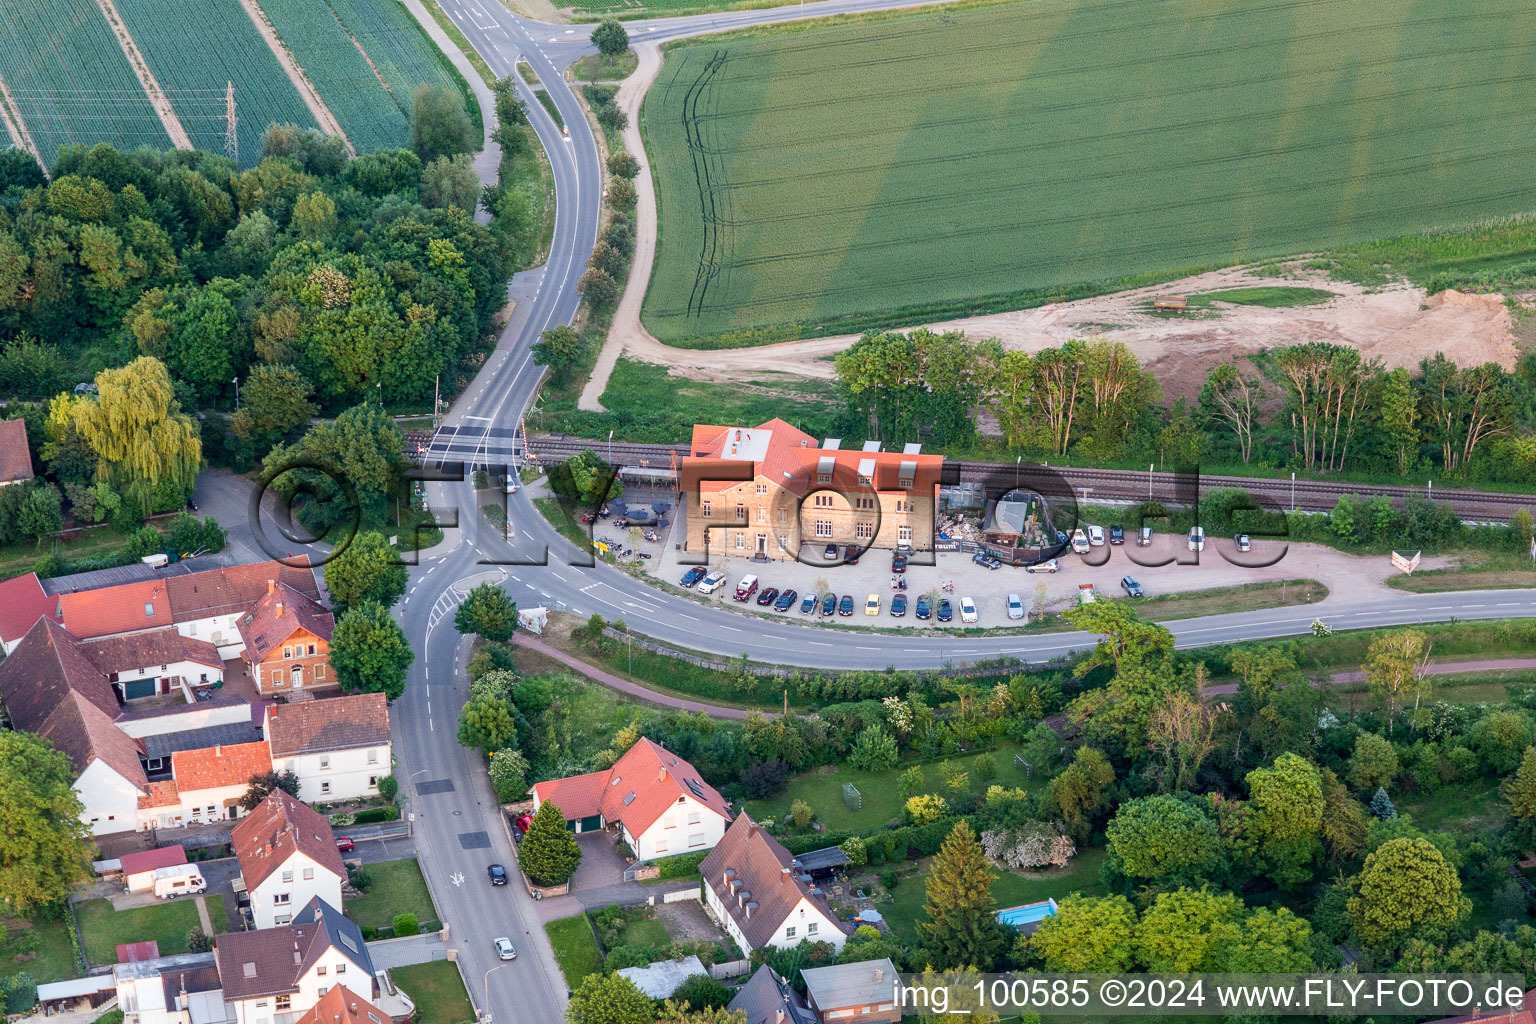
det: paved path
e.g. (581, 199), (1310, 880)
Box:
(194, 896), (213, 935)
(512, 633), (760, 719)
(368, 933), (450, 970)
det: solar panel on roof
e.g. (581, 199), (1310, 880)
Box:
(685, 778), (705, 798)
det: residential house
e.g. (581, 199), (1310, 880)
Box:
(801, 959), (901, 1024)
(214, 897), (375, 1024)
(291, 981), (390, 1024)
(699, 814), (848, 954)
(265, 694), (391, 803)
(682, 420), (943, 561)
(168, 741), (273, 826)
(238, 582), (335, 697)
(0, 572), (58, 653)
(233, 791), (346, 929)
(727, 965), (816, 1024)
(0, 417), (32, 486)
(529, 738), (730, 860)
(113, 952), (231, 1024)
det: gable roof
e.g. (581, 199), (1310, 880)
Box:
(58, 580), (172, 639)
(802, 958), (900, 1011)
(0, 418), (32, 483)
(171, 741), (271, 794)
(167, 560), (321, 624)
(685, 419), (943, 497)
(293, 979), (389, 1024)
(265, 694), (389, 757)
(0, 572), (58, 647)
(530, 738), (730, 839)
(119, 845), (188, 876)
(46, 689), (148, 788)
(213, 897), (372, 1001)
(238, 582), (334, 665)
(82, 628), (224, 674)
(699, 814), (847, 950)
(727, 965), (815, 1024)
(232, 790), (345, 891)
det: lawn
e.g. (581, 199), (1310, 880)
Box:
(390, 961), (475, 1024)
(0, 915), (78, 983)
(881, 846), (1108, 943)
(747, 742), (1040, 832)
(642, 0), (1536, 348)
(544, 915), (603, 986)
(1123, 579), (1327, 622)
(75, 896), (228, 966)
(1186, 286), (1337, 308)
(345, 859), (437, 933)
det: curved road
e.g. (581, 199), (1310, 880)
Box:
(371, 3), (1536, 1022)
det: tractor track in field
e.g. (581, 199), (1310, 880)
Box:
(681, 50), (730, 320)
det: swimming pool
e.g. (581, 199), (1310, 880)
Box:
(997, 899), (1058, 930)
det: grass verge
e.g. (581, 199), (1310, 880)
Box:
(572, 51), (638, 81)
(1188, 286), (1337, 308)
(391, 961), (475, 1024)
(75, 897), (227, 966)
(1126, 579), (1327, 621)
(421, 0), (495, 88)
(544, 915), (603, 985)
(344, 858), (437, 933)
(533, 89), (564, 129)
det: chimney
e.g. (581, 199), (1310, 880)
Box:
(214, 745), (221, 756)
(658, 765), (666, 782)
(780, 867), (791, 884)
(268, 579), (276, 595)
(774, 1012), (785, 1024)
(275, 598), (284, 618)
(748, 822), (759, 838)
(874, 966), (884, 982)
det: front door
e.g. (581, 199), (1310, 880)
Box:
(291, 664), (304, 689)
(756, 534), (766, 555)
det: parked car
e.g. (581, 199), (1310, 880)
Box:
(959, 597), (978, 623)
(1137, 525), (1154, 546)
(1071, 529), (1090, 555)
(734, 574), (759, 601)
(800, 592), (818, 614)
(937, 599), (953, 622)
(1235, 533), (1252, 552)
(1120, 575), (1143, 598)
(838, 594), (855, 616)
(1188, 527), (1206, 552)
(494, 937), (517, 960)
(1088, 525), (1106, 546)
(1108, 524), (1125, 545)
(1026, 559), (1059, 574)
(916, 595), (932, 619)
(891, 594), (908, 617)
(972, 551), (1001, 570)
(755, 586), (779, 606)
(843, 544), (862, 565)
(679, 567), (706, 587)
(823, 543), (839, 561)
(822, 593), (837, 616)
(512, 813), (533, 839)
(488, 864), (508, 886)
(891, 553), (907, 574)
(334, 836), (355, 853)
(1006, 593), (1025, 619)
(697, 571), (727, 594)
(775, 589), (797, 611)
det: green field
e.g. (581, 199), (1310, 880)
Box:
(641, 0), (1536, 347)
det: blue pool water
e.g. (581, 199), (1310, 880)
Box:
(997, 900), (1057, 928)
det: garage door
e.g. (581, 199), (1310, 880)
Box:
(123, 678), (156, 700)
(575, 814), (602, 833)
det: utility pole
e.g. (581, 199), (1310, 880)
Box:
(433, 375), (441, 429)
(223, 82), (238, 166)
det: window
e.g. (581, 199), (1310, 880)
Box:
(898, 525), (912, 543)
(315, 664), (325, 680)
(735, 504), (745, 522)
(776, 507), (786, 523)
(756, 483), (767, 494)
(283, 647), (292, 660)
(688, 810), (701, 824)
(144, 602), (156, 617)
(367, 749), (378, 765)
(814, 520), (832, 538)
(654, 839), (668, 854)
(817, 472), (831, 485)
(319, 755), (330, 770)
(317, 967), (327, 977)
(702, 501), (712, 518)
(756, 506), (765, 523)
(689, 832), (706, 848)
(335, 964), (345, 974)
(808, 922), (819, 935)
(899, 475), (914, 489)
(282, 871), (293, 883)
(785, 926), (796, 939)
(274, 893), (291, 905)
(320, 781), (331, 794)
(317, 986), (328, 997)
(368, 775), (378, 787)
(302, 867), (314, 881)
(275, 997), (291, 1012)
(855, 497), (874, 510)
(813, 494), (832, 508)
(895, 500), (913, 513)
(856, 522), (873, 539)
(308, 644), (316, 656)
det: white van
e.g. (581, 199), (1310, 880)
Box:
(153, 863), (206, 899)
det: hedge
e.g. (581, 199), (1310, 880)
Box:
(779, 815), (975, 865)
(350, 806), (401, 825)
(652, 851), (708, 879)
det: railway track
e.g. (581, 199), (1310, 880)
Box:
(516, 435), (1533, 522)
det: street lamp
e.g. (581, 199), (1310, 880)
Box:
(1148, 463), (1154, 500)
(232, 376), (240, 410)
(1014, 455), (1020, 491)
(1290, 472), (1295, 514)
(482, 964), (510, 1022)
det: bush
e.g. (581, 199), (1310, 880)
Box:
(377, 775), (398, 802)
(186, 926), (211, 953)
(392, 913), (420, 937)
(350, 805), (401, 825)
(840, 835), (868, 867)
(880, 870), (899, 891)
(348, 866), (373, 891)
(790, 800), (814, 829)
(673, 973), (731, 1010)
(654, 851), (709, 880)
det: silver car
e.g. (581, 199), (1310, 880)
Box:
(1006, 593), (1025, 620)
(494, 937), (517, 960)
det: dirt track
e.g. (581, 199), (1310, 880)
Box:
(587, 48), (1525, 406)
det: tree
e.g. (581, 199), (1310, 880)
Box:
(17, 484), (61, 547)
(1105, 796), (1222, 883)
(655, 1002), (745, 1024)
(899, 765), (925, 800)
(239, 769), (301, 810)
(63, 357), (201, 509)
(458, 691), (517, 754)
(392, 913), (419, 937)
(566, 972), (652, 1024)
(411, 84), (475, 163)
(789, 800), (814, 829)
(1215, 906), (1314, 972)
(1419, 355), (1514, 473)
(1147, 670), (1224, 793)
(1134, 887), (1242, 972)
(1348, 731), (1400, 790)
(1503, 746), (1536, 829)
(490, 748), (530, 802)
(532, 325), (586, 387)
(905, 794), (948, 825)
(1379, 366), (1420, 476)
(0, 731), (96, 913)
(847, 726), (898, 771)
(330, 601), (414, 700)
(980, 821), (1074, 870)
(549, 449), (622, 506)
(840, 836), (868, 867)
(231, 364), (316, 448)
(1048, 746), (1115, 838)
(1348, 837), (1469, 950)
(919, 820), (1006, 969)
(454, 582), (518, 641)
(1062, 602), (1178, 753)
(1320, 768), (1370, 863)
(378, 775), (398, 802)
(1245, 753), (1325, 887)
(324, 531), (407, 610)
(1032, 894), (1137, 972)
(591, 18), (630, 58)
(1471, 710), (1534, 773)
(1199, 363), (1262, 463)
(1270, 342), (1380, 473)
(1370, 787), (1397, 820)
(669, 974), (732, 1012)
(186, 926), (211, 953)
(522, 800), (582, 887)
(420, 154), (479, 213)
(1363, 629), (1431, 732)
(264, 403), (409, 534)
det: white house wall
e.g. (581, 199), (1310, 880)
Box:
(248, 852), (344, 930)
(632, 797), (727, 860)
(75, 760), (143, 835)
(274, 746), (390, 804)
(176, 614), (247, 659)
(118, 701), (250, 739)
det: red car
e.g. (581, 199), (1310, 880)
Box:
(335, 837), (355, 853)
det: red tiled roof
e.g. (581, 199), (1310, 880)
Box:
(238, 582), (334, 665)
(44, 690), (148, 789)
(532, 738), (730, 839)
(137, 780), (180, 810)
(265, 693), (389, 756)
(699, 814), (847, 950)
(685, 420), (943, 496)
(166, 560), (321, 623)
(0, 418), (32, 483)
(0, 572), (58, 645)
(82, 627), (223, 674)
(172, 741), (272, 793)
(116, 940), (161, 964)
(232, 790), (345, 890)
(119, 845), (187, 875)
(293, 979), (389, 1024)
(58, 580), (172, 639)
(0, 616), (120, 730)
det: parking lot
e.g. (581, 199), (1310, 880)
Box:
(649, 516), (1429, 631)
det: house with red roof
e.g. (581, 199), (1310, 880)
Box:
(239, 581), (335, 697)
(0, 418), (33, 487)
(0, 572), (59, 653)
(120, 845), (188, 892)
(699, 814), (849, 954)
(530, 738), (731, 861)
(681, 420), (942, 561)
(168, 741), (273, 825)
(265, 693), (391, 803)
(233, 791), (345, 928)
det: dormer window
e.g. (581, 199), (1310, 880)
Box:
(144, 603), (155, 617)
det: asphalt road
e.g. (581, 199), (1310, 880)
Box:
(368, 2), (1536, 1021)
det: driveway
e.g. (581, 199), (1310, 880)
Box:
(568, 832), (630, 893)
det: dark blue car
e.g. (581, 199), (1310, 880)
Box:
(916, 596), (932, 619)
(679, 567), (706, 587)
(938, 599), (953, 622)
(822, 593), (837, 616)
(774, 589), (797, 611)
(891, 594), (907, 617)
